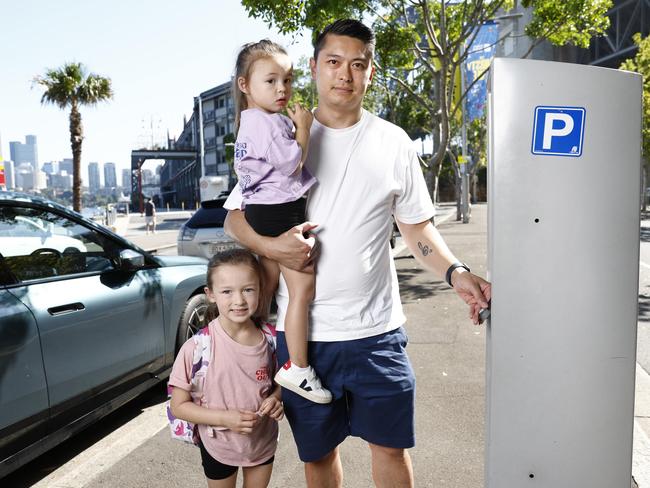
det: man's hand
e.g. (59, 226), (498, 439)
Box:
(451, 270), (491, 325)
(267, 221), (319, 272)
(220, 410), (259, 435)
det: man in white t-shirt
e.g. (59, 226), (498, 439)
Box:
(224, 19), (491, 488)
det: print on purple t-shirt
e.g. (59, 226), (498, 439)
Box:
(235, 109), (316, 207)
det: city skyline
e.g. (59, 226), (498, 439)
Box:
(1, 0), (313, 175)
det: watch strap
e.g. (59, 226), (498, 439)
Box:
(445, 262), (470, 287)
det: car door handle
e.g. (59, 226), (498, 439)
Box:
(47, 302), (86, 316)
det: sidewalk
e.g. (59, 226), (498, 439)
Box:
(76, 202), (644, 486)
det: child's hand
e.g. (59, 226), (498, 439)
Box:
(257, 397), (284, 421)
(286, 103), (313, 130)
(221, 410), (259, 434)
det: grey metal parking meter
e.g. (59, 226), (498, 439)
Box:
(486, 58), (642, 487)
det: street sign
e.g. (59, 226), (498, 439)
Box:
(531, 106), (586, 157)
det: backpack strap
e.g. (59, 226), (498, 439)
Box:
(260, 322), (276, 351)
(190, 326), (211, 383)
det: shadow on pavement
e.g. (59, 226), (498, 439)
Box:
(396, 258), (448, 304)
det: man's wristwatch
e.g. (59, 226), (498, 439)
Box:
(445, 262), (470, 287)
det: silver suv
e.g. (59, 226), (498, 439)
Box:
(177, 196), (239, 259)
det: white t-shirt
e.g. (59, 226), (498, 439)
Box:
(225, 109), (435, 341)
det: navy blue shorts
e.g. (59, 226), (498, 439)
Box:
(276, 327), (415, 462)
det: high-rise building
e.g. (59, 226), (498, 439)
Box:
(122, 168), (131, 190)
(60, 158), (73, 175)
(104, 162), (117, 188)
(88, 162), (101, 191)
(9, 135), (38, 171)
(41, 161), (59, 175)
(14, 162), (45, 190)
(48, 173), (72, 190)
(3, 160), (14, 189)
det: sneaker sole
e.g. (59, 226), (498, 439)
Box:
(275, 375), (332, 404)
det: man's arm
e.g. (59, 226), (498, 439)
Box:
(396, 218), (491, 324)
(224, 209), (318, 272)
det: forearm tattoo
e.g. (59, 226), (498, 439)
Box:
(417, 241), (430, 257)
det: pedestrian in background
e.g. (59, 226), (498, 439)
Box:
(144, 197), (156, 234)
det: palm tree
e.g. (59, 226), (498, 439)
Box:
(34, 62), (113, 212)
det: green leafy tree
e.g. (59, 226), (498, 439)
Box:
(34, 62), (113, 212)
(620, 32), (650, 209)
(242, 0), (611, 206)
(521, 0), (612, 58)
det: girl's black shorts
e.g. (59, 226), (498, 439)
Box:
(199, 441), (274, 480)
(244, 197), (307, 237)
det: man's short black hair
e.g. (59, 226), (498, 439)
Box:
(313, 19), (375, 60)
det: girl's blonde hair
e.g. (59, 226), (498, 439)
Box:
(232, 39), (288, 134)
(204, 248), (266, 327)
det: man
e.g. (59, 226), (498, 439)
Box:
(224, 19), (491, 488)
(144, 197), (156, 234)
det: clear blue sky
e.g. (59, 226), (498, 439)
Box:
(0, 0), (313, 175)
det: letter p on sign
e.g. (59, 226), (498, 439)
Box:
(532, 106), (585, 157)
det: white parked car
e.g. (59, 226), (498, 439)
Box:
(177, 196), (239, 259)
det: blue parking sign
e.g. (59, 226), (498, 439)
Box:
(531, 106), (586, 157)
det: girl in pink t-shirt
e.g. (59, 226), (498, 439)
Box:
(232, 39), (331, 404)
(169, 249), (283, 487)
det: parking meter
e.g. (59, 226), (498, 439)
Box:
(486, 58), (642, 487)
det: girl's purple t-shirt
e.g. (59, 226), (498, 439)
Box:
(234, 109), (316, 208)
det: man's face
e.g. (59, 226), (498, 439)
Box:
(310, 34), (374, 112)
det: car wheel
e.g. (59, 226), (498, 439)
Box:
(176, 293), (208, 351)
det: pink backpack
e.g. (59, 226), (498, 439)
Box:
(166, 321), (277, 445)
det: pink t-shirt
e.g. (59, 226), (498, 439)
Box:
(168, 319), (278, 466)
(234, 108), (317, 207)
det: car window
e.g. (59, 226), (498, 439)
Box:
(186, 202), (228, 229)
(0, 205), (118, 282)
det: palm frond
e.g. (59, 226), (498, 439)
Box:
(34, 62), (113, 109)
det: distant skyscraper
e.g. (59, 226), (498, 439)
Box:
(104, 162), (117, 188)
(9, 135), (38, 171)
(88, 162), (101, 191)
(4, 160), (14, 189)
(60, 158), (73, 174)
(122, 168), (131, 189)
(41, 161), (59, 175)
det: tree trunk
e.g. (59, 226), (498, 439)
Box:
(70, 102), (84, 212)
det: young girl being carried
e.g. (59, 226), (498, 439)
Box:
(232, 39), (331, 404)
(169, 249), (283, 488)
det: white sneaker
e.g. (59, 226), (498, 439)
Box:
(274, 361), (332, 404)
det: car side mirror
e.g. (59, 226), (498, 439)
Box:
(119, 249), (145, 269)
